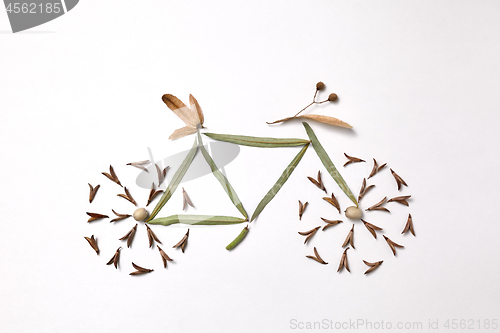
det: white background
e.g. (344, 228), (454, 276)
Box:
(1, 1), (500, 332)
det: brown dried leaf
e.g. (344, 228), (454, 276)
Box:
(365, 197), (390, 212)
(126, 160), (150, 172)
(320, 218), (343, 231)
(173, 229), (189, 253)
(368, 159), (386, 179)
(361, 219), (383, 239)
(88, 184), (100, 203)
(337, 247), (350, 273)
(162, 94), (198, 127)
(388, 195), (411, 206)
(146, 183), (164, 207)
(298, 226), (320, 244)
(145, 224), (162, 248)
(306, 247), (328, 264)
(341, 224), (355, 249)
(182, 188), (195, 210)
(110, 209), (131, 223)
(323, 193), (340, 213)
(307, 171), (326, 193)
(402, 213), (415, 236)
(298, 200), (308, 220)
(84, 235), (99, 254)
(130, 262), (153, 275)
(343, 153), (365, 167)
(383, 235), (404, 256)
(106, 247), (121, 268)
(391, 169), (408, 191)
(189, 94), (205, 126)
(169, 126), (198, 140)
(102, 165), (122, 187)
(358, 178), (375, 202)
(363, 260), (383, 275)
(119, 224), (138, 248)
(157, 245), (173, 268)
(117, 187), (137, 206)
(86, 212), (109, 223)
(267, 114), (352, 129)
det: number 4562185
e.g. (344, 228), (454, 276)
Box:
(6, 3), (61, 14)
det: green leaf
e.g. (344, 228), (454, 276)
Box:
(149, 214), (247, 226)
(145, 138), (198, 222)
(198, 132), (248, 219)
(250, 143), (309, 222)
(204, 132), (310, 148)
(303, 122), (358, 206)
(226, 226), (249, 250)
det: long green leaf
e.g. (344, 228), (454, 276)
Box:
(204, 132), (310, 148)
(145, 138), (198, 222)
(149, 214), (247, 226)
(302, 122), (358, 206)
(250, 143), (309, 222)
(198, 132), (248, 219)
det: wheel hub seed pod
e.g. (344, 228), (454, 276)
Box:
(345, 206), (362, 220)
(133, 208), (148, 221)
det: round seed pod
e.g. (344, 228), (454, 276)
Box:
(345, 206), (362, 220)
(316, 81), (325, 91)
(133, 208), (149, 221)
(328, 93), (338, 102)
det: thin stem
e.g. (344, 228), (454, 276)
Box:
(313, 89), (319, 102)
(293, 101), (314, 117)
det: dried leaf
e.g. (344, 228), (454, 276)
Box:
(361, 219), (383, 238)
(341, 224), (355, 249)
(204, 132), (310, 148)
(307, 170), (327, 193)
(110, 209), (131, 223)
(337, 247), (350, 273)
(182, 188), (195, 211)
(119, 224), (137, 248)
(126, 160), (150, 172)
(150, 214), (247, 226)
(130, 262), (153, 275)
(343, 153), (365, 167)
(117, 187), (137, 206)
(298, 200), (308, 220)
(189, 94), (204, 126)
(366, 197), (390, 212)
(402, 214), (415, 236)
(162, 94), (198, 127)
(383, 235), (404, 256)
(303, 122), (358, 206)
(173, 229), (189, 253)
(388, 195), (411, 206)
(320, 218), (343, 231)
(226, 225), (249, 251)
(88, 184), (100, 203)
(323, 193), (340, 213)
(146, 137), (198, 222)
(102, 165), (122, 187)
(86, 212), (109, 223)
(198, 132), (248, 219)
(145, 224), (162, 248)
(146, 183), (164, 207)
(106, 247), (121, 268)
(250, 144), (309, 222)
(363, 260), (383, 275)
(169, 126), (198, 140)
(84, 235), (99, 254)
(358, 178), (375, 202)
(267, 114), (353, 129)
(306, 247), (328, 264)
(298, 226), (320, 244)
(391, 169), (408, 190)
(368, 159), (386, 179)
(157, 245), (173, 268)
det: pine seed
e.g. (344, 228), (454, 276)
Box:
(146, 183), (163, 207)
(110, 209), (131, 223)
(88, 184), (100, 203)
(361, 219), (383, 239)
(402, 214), (415, 236)
(126, 160), (150, 172)
(388, 195), (411, 206)
(358, 178), (375, 202)
(320, 218), (343, 231)
(323, 193), (340, 213)
(341, 224), (355, 249)
(117, 187), (137, 206)
(363, 260), (383, 275)
(86, 212), (109, 223)
(298, 200), (308, 220)
(145, 224), (162, 248)
(306, 247), (328, 264)
(157, 245), (173, 268)
(383, 235), (404, 256)
(106, 247), (121, 268)
(337, 247), (350, 273)
(182, 188), (195, 210)
(298, 226), (320, 244)
(84, 235), (99, 254)
(173, 229), (189, 253)
(119, 224), (138, 248)
(102, 165), (122, 187)
(366, 197), (390, 212)
(390, 169), (408, 190)
(343, 153), (365, 167)
(129, 262), (154, 275)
